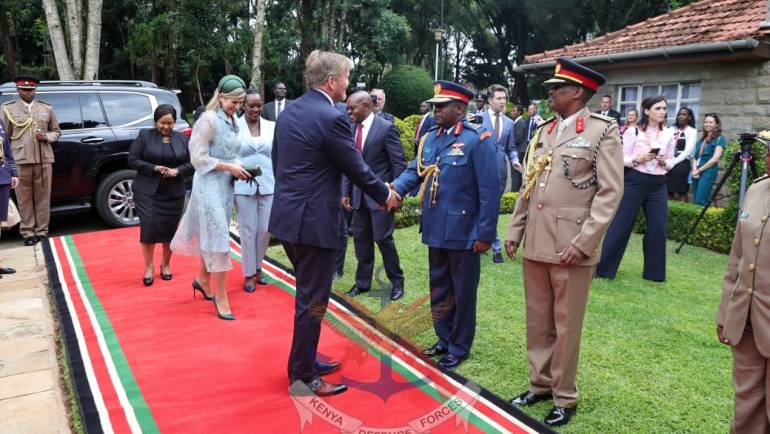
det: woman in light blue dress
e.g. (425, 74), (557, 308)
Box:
(171, 75), (252, 320)
(234, 89), (275, 292)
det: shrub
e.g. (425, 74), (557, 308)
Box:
(393, 117), (417, 161)
(723, 139), (767, 216)
(379, 65), (434, 119)
(396, 190), (735, 253)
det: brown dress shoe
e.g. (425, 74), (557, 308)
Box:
(306, 378), (347, 396)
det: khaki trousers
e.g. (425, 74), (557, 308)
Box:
(17, 163), (52, 238)
(731, 325), (770, 434)
(522, 258), (594, 408)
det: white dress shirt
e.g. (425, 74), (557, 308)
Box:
(357, 112), (375, 151)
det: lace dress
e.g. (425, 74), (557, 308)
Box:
(171, 110), (241, 272)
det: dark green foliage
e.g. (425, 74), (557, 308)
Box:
(393, 116), (417, 161)
(379, 65), (434, 119)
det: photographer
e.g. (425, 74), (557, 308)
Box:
(596, 96), (675, 282)
(717, 133), (770, 432)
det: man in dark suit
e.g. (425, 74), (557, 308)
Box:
(596, 94), (621, 125)
(479, 84), (521, 264)
(371, 88), (395, 122)
(526, 104), (543, 142)
(413, 101), (436, 156)
(270, 51), (401, 396)
(341, 92), (407, 301)
(510, 105), (527, 192)
(261, 82), (291, 121)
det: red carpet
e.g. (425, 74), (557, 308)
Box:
(43, 227), (549, 434)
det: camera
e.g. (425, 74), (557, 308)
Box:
(739, 133), (759, 154)
(468, 113), (484, 124)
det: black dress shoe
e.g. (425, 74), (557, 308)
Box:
(315, 361), (341, 376)
(422, 342), (448, 358)
(143, 277), (154, 286)
(509, 391), (552, 407)
(544, 405), (576, 427)
(437, 354), (466, 371)
(345, 285), (370, 297)
(23, 237), (37, 246)
(492, 252), (504, 264)
(255, 271), (268, 285)
(0, 267), (16, 274)
(390, 286), (404, 301)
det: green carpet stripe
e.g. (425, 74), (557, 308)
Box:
(242, 254), (501, 433)
(65, 236), (160, 434)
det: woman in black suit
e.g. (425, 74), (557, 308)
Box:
(128, 105), (194, 285)
(0, 120), (19, 278)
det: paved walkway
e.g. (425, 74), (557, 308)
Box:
(0, 240), (70, 434)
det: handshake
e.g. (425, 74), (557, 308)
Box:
(384, 183), (402, 212)
(340, 182), (402, 213)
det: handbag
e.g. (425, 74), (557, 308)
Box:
(1, 199), (20, 229)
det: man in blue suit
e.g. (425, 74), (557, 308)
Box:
(392, 80), (500, 371)
(478, 84), (521, 264)
(270, 50), (401, 396)
(342, 92), (407, 301)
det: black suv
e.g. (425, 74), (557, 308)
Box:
(0, 80), (191, 227)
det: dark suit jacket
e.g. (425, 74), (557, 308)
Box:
(596, 109), (621, 125)
(127, 129), (194, 197)
(342, 116), (407, 210)
(261, 99), (292, 122)
(269, 89), (390, 250)
(376, 111), (395, 123)
(0, 124), (17, 185)
(512, 116), (527, 155)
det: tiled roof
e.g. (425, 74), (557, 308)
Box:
(524, 0), (770, 64)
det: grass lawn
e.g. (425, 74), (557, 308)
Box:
(266, 218), (733, 433)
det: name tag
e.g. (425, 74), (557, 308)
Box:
(567, 137), (591, 148)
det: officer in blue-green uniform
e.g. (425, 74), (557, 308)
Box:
(392, 80), (500, 371)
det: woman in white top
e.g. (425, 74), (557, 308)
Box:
(234, 89), (275, 292)
(665, 107), (698, 201)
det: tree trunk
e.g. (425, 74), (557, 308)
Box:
(82, 0), (103, 80)
(250, 0), (267, 94)
(298, 0), (318, 62)
(64, 0), (82, 78)
(41, 0), (76, 80)
(0, 1), (18, 78)
(166, 0), (179, 88)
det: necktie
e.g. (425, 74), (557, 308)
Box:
(494, 113), (501, 141)
(528, 119), (534, 139)
(355, 123), (363, 152)
(276, 100), (282, 118)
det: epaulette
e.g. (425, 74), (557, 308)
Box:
(426, 125), (440, 132)
(752, 174), (769, 184)
(1, 100), (13, 105)
(590, 112), (614, 123)
(537, 116), (557, 129)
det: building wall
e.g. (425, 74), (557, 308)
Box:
(589, 59), (770, 141)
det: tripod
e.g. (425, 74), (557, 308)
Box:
(675, 134), (759, 253)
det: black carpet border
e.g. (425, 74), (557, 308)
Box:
(254, 242), (555, 434)
(42, 238), (104, 434)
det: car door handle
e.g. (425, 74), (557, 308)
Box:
(80, 137), (104, 144)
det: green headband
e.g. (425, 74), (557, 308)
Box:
(218, 75), (246, 94)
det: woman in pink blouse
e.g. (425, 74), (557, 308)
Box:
(596, 96), (675, 282)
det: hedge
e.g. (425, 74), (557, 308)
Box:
(379, 65), (434, 119)
(394, 191), (737, 253)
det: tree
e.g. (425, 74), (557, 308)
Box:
(40, 0), (103, 79)
(249, 0), (267, 93)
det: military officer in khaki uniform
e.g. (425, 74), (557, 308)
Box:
(504, 57), (624, 427)
(717, 133), (770, 433)
(0, 76), (60, 245)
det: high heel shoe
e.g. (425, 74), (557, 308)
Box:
(192, 280), (214, 301)
(143, 276), (154, 286)
(255, 269), (268, 285)
(160, 264), (172, 281)
(212, 296), (235, 320)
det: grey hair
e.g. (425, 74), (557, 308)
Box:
(305, 50), (353, 89)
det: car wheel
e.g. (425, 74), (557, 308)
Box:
(95, 169), (139, 227)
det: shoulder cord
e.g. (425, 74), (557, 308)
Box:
(521, 127), (553, 200)
(562, 121), (613, 190)
(415, 132), (440, 208)
(2, 105), (35, 141)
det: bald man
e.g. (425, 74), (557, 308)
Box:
(342, 91), (407, 301)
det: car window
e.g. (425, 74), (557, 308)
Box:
(80, 93), (107, 128)
(37, 92), (82, 130)
(100, 92), (153, 126)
